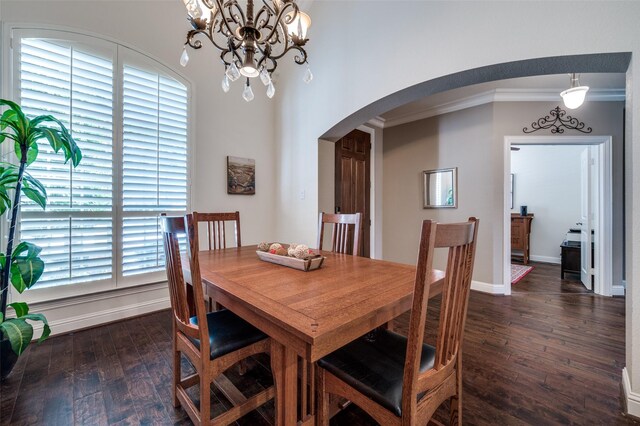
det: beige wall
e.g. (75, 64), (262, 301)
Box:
(382, 104), (497, 283)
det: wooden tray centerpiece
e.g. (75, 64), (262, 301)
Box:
(256, 242), (325, 272)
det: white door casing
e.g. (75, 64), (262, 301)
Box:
(504, 135), (612, 296)
(580, 147), (593, 290)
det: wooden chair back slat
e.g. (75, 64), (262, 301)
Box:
(192, 211), (241, 251)
(161, 215), (209, 346)
(402, 217), (479, 416)
(317, 212), (363, 256)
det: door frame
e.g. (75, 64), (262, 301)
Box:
(503, 135), (613, 296)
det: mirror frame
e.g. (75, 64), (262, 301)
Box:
(423, 167), (458, 209)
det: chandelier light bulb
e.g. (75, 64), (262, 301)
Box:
(560, 73), (589, 109)
(266, 82), (276, 99)
(180, 47), (189, 67)
(260, 68), (271, 86)
(242, 81), (255, 102)
(226, 62), (241, 82)
(221, 74), (230, 93)
(285, 10), (311, 40)
(303, 65), (313, 84)
(240, 64), (260, 78)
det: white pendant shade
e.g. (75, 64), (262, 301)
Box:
(560, 86), (589, 109)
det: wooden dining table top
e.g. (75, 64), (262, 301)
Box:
(196, 245), (445, 362)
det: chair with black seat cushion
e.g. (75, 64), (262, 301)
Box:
(161, 214), (274, 425)
(317, 212), (363, 256)
(317, 217), (479, 425)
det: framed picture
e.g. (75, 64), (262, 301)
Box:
(227, 156), (255, 195)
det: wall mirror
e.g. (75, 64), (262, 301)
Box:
(423, 167), (457, 208)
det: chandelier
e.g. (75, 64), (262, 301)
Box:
(180, 0), (312, 102)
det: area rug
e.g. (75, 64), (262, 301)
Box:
(511, 264), (534, 284)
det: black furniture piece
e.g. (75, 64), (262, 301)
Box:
(560, 240), (581, 279)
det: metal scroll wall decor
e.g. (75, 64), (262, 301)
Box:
(523, 106), (593, 134)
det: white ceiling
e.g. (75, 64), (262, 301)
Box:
(378, 73), (626, 127)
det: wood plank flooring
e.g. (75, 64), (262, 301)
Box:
(1, 262), (637, 425)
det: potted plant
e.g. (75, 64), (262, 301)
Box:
(0, 99), (81, 379)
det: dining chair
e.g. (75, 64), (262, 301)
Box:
(316, 217), (479, 425)
(317, 212), (363, 256)
(161, 214), (274, 425)
(192, 211), (241, 312)
(192, 211), (241, 250)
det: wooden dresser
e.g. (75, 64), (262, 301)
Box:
(511, 213), (534, 265)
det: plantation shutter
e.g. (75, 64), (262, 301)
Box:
(121, 64), (188, 276)
(19, 38), (114, 288)
(14, 30), (190, 297)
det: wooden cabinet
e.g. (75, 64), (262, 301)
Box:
(511, 214), (533, 265)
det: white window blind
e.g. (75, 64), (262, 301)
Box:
(14, 31), (190, 295)
(19, 38), (114, 288)
(122, 65), (188, 276)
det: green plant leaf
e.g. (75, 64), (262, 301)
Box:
(0, 318), (33, 355)
(0, 163), (19, 186)
(0, 99), (27, 134)
(21, 187), (46, 209)
(31, 115), (82, 167)
(14, 139), (39, 165)
(20, 313), (50, 342)
(10, 253), (45, 293)
(13, 241), (42, 258)
(0, 109), (18, 130)
(8, 302), (29, 318)
(0, 186), (11, 215)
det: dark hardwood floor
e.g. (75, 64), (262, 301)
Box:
(1, 262), (636, 425)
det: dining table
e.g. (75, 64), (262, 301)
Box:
(197, 245), (445, 426)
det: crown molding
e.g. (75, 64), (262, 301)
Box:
(380, 88), (625, 129)
(367, 117), (386, 128)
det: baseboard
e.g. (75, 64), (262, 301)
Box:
(623, 367), (640, 417)
(471, 280), (505, 295)
(613, 284), (626, 297)
(27, 283), (170, 337)
(530, 255), (561, 264)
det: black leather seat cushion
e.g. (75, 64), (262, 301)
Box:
(317, 329), (435, 417)
(188, 309), (267, 360)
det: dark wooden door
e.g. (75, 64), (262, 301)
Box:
(335, 129), (370, 257)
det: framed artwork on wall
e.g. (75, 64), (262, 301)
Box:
(227, 156), (255, 195)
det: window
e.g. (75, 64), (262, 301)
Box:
(13, 30), (190, 298)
